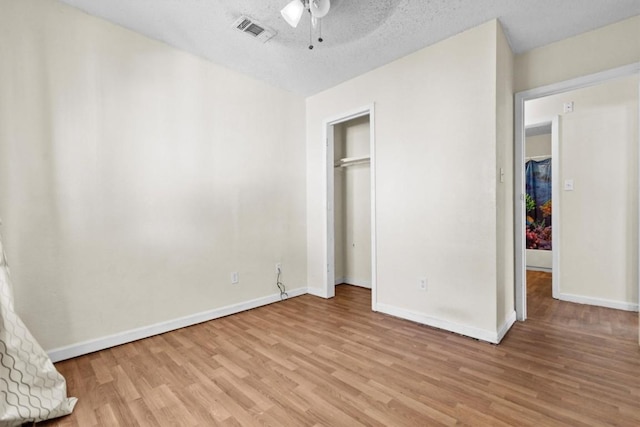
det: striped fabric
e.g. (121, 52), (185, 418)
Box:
(0, 235), (77, 426)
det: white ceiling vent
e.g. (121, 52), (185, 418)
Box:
(233, 16), (275, 43)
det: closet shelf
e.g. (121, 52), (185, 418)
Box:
(525, 155), (552, 161)
(334, 155), (370, 168)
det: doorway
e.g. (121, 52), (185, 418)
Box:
(514, 64), (640, 322)
(324, 104), (376, 309)
(523, 117), (559, 301)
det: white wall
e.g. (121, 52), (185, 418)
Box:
(515, 15), (640, 92)
(526, 75), (639, 310)
(0, 0), (307, 352)
(307, 20), (514, 342)
(526, 134), (552, 158)
(334, 125), (346, 282)
(525, 133), (553, 270)
(5, 2), (632, 356)
(334, 117), (371, 288)
(495, 23), (515, 332)
(526, 249), (552, 271)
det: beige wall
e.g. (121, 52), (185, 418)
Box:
(515, 16), (640, 92)
(307, 20), (514, 341)
(0, 0), (307, 351)
(526, 134), (552, 159)
(526, 75), (639, 309)
(334, 125), (346, 282)
(333, 117), (371, 287)
(495, 22), (515, 331)
(526, 249), (552, 271)
(6, 1), (633, 354)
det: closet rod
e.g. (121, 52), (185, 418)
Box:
(334, 155), (370, 168)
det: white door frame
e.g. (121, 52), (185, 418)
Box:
(323, 104), (377, 310)
(551, 116), (560, 300)
(514, 62), (640, 321)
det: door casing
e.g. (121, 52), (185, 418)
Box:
(514, 63), (640, 321)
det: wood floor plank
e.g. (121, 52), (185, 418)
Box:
(128, 398), (163, 427)
(40, 273), (639, 426)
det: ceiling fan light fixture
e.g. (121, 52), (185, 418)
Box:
(281, 0), (304, 28)
(309, 0), (330, 18)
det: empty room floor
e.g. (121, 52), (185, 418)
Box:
(41, 274), (639, 426)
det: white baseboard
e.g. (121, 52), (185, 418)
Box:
(558, 293), (639, 312)
(335, 277), (371, 289)
(44, 287), (527, 363)
(375, 303), (505, 344)
(526, 266), (552, 272)
(306, 287), (328, 298)
(47, 287), (307, 363)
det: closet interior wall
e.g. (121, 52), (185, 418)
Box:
(334, 116), (371, 288)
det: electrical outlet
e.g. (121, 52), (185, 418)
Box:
(275, 263), (282, 274)
(418, 277), (427, 291)
(231, 272), (239, 284)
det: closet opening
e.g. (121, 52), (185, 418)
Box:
(334, 116), (371, 290)
(324, 105), (376, 309)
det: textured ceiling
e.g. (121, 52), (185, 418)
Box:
(56, 0), (640, 96)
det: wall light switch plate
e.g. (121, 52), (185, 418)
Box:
(563, 101), (574, 113)
(564, 179), (574, 191)
(231, 272), (239, 284)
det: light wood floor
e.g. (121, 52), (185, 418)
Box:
(41, 272), (639, 426)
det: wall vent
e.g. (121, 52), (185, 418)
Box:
(232, 16), (275, 43)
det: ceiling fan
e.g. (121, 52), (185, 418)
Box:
(281, 0), (331, 49)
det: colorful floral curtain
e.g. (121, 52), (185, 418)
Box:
(525, 158), (552, 250)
